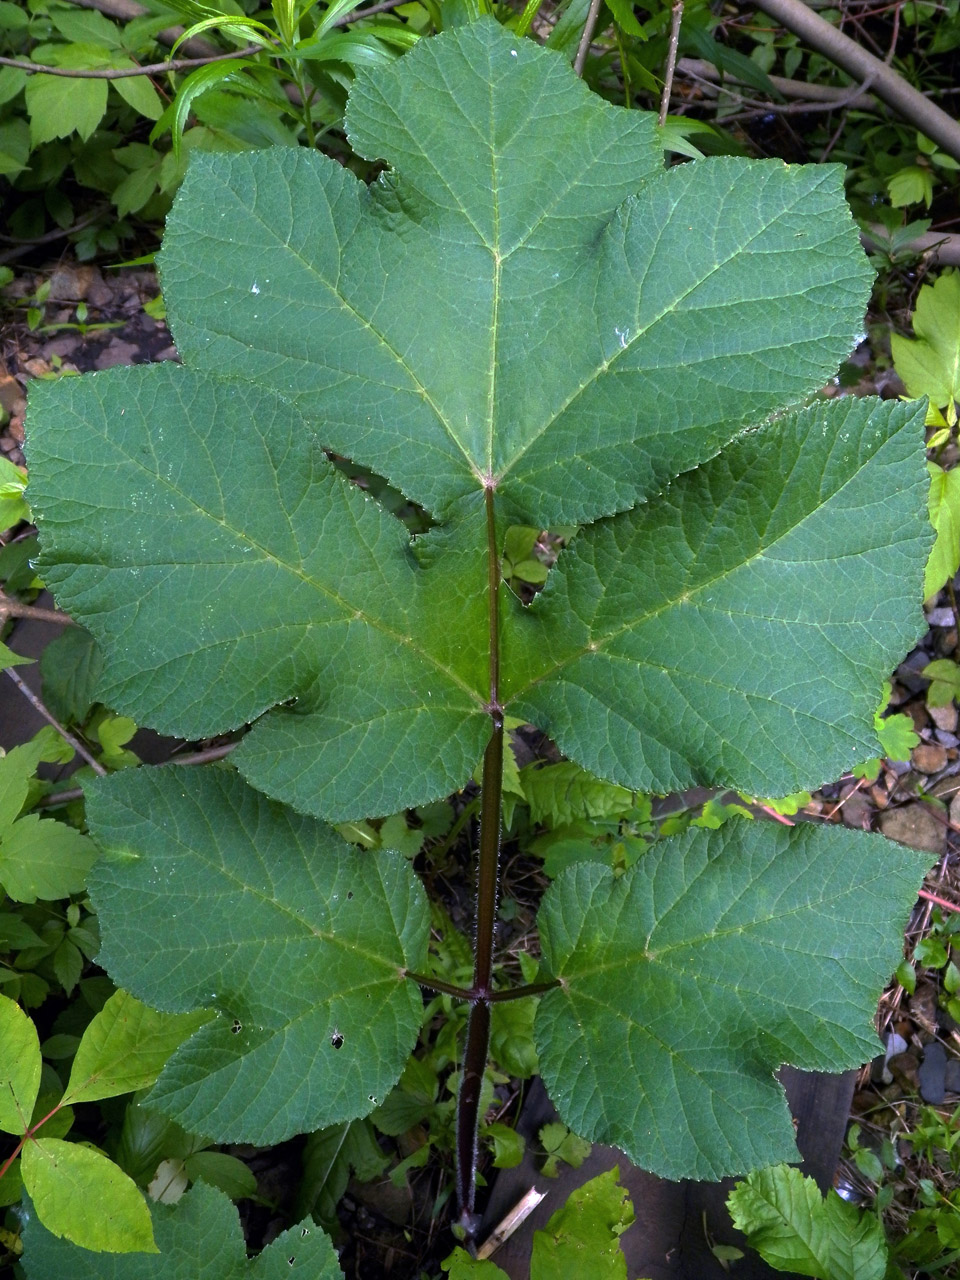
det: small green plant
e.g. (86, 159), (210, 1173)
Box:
(832, 1100), (960, 1277)
(0, 0), (418, 253)
(5, 16), (938, 1272)
(727, 1164), (888, 1280)
(891, 269), (960, 600)
(443, 1168), (641, 1279)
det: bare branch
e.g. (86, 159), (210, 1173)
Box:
(677, 56), (880, 108)
(5, 667), (107, 776)
(659, 0), (685, 126)
(0, 594), (75, 626)
(0, 46), (259, 79)
(574, 0), (604, 77)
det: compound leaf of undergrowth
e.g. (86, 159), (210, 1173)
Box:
(0, 727), (96, 903)
(890, 271), (960, 597)
(0, 993), (41, 1135)
(924, 458), (960, 599)
(727, 1164), (887, 1280)
(25, 12), (931, 1229)
(20, 1181), (343, 1277)
(890, 269), (960, 416)
(20, 1139), (157, 1254)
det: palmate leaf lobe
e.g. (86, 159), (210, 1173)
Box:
(84, 767), (429, 1144)
(536, 822), (927, 1180)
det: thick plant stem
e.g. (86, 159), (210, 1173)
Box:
(455, 488), (504, 1237)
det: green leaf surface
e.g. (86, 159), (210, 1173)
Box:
(52, 937), (83, 995)
(485, 1119), (524, 1168)
(0, 727), (74, 832)
(519, 762), (637, 828)
(0, 640), (31, 669)
(0, 455), (28, 531)
(49, 8), (123, 47)
(21, 1181), (343, 1278)
(39, 626), (102, 724)
(84, 766), (430, 1143)
(531, 1168), (633, 1280)
(535, 822), (926, 1180)
(506, 397), (929, 797)
(922, 658), (960, 707)
(0, 992), (41, 1134)
(296, 1119), (388, 1226)
(24, 46), (110, 144)
(875, 710), (919, 761)
(925, 460), (960, 598)
(727, 1164), (887, 1280)
(183, 1151), (257, 1200)
(64, 990), (212, 1106)
(0, 1156), (23, 1206)
(443, 1248), (509, 1278)
(28, 365), (490, 821)
(158, 19), (870, 528)
(21, 1138), (157, 1253)
(539, 1121), (591, 1177)
(0, 815), (98, 903)
(111, 62), (164, 120)
(891, 270), (960, 409)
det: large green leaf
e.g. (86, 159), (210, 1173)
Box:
(535, 821), (927, 1180)
(531, 1168), (633, 1280)
(84, 767), (429, 1143)
(29, 365), (490, 820)
(27, 22), (907, 824)
(27, 377), (927, 822)
(21, 1181), (344, 1278)
(158, 20), (869, 527)
(506, 396), (929, 796)
(23, 15), (931, 1193)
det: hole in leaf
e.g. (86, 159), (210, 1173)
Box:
(346, 891), (353, 900)
(501, 526), (573, 602)
(330, 1030), (344, 1049)
(231, 1019), (242, 1034)
(326, 452), (434, 535)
